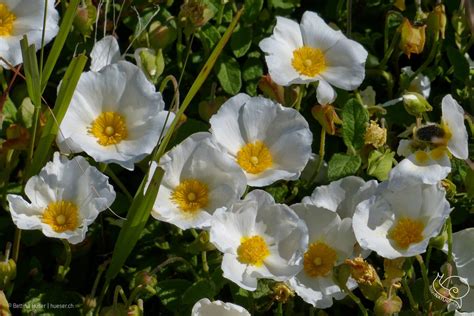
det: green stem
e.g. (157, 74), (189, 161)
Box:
(104, 167), (133, 202)
(346, 0), (352, 37)
(309, 128), (326, 185)
(201, 251), (209, 273)
(401, 41), (439, 93)
(57, 239), (72, 281)
(402, 278), (419, 312)
(415, 254), (430, 303)
(379, 30), (400, 69)
(342, 283), (368, 316)
(447, 216), (453, 263)
(12, 228), (21, 262)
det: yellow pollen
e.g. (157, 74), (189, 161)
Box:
(171, 179), (209, 213)
(292, 46), (326, 77)
(430, 147), (448, 160)
(0, 4), (16, 37)
(414, 150), (430, 164)
(89, 111), (128, 146)
(42, 201), (80, 233)
(303, 241), (337, 278)
(236, 141), (273, 174)
(388, 217), (425, 249)
(237, 235), (270, 266)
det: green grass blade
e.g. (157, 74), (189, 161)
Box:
(26, 54), (87, 178)
(40, 0), (81, 93)
(20, 37), (41, 108)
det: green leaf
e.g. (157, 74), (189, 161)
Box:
(342, 98), (369, 151)
(230, 25), (252, 58)
(328, 153), (362, 181)
(367, 150), (395, 181)
(41, 0), (81, 92)
(447, 46), (470, 82)
(19, 97), (35, 129)
(242, 57), (263, 81)
(242, 0), (264, 22)
(464, 168), (474, 198)
(215, 54), (242, 95)
(155, 279), (193, 312)
(199, 25), (221, 49)
(182, 279), (216, 305)
(26, 54), (87, 179)
(2, 97), (17, 124)
(20, 37), (41, 109)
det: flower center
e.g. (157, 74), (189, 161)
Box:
(237, 235), (270, 266)
(303, 241), (337, 278)
(236, 141), (273, 174)
(171, 179), (209, 213)
(0, 4), (16, 37)
(42, 201), (80, 233)
(291, 46), (326, 77)
(388, 217), (425, 249)
(89, 111), (128, 146)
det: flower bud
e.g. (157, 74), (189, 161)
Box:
(258, 75), (285, 105)
(148, 20), (178, 50)
(402, 92), (432, 117)
(272, 283), (294, 303)
(179, 0), (213, 34)
(128, 303), (144, 316)
(399, 18), (426, 58)
(82, 295), (97, 313)
(198, 96), (227, 121)
(134, 48), (165, 83)
(0, 258), (16, 290)
(311, 104), (342, 135)
(0, 290), (11, 316)
(73, 0), (97, 38)
(100, 304), (128, 316)
(374, 293), (403, 316)
(427, 4), (446, 41)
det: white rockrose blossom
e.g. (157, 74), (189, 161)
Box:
(148, 132), (247, 230)
(57, 61), (173, 170)
(389, 94), (469, 188)
(353, 180), (451, 259)
(0, 0), (59, 67)
(289, 203), (357, 308)
(191, 298), (250, 316)
(259, 11), (368, 105)
(7, 152), (116, 244)
(209, 93), (313, 187)
(210, 190), (308, 291)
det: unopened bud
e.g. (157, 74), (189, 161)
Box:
(134, 48), (165, 83)
(429, 229), (448, 250)
(0, 256), (16, 290)
(179, 0), (213, 33)
(0, 291), (11, 316)
(73, 0), (97, 37)
(427, 4), (447, 41)
(272, 283), (294, 303)
(83, 295), (97, 312)
(311, 104), (342, 135)
(399, 18), (426, 58)
(402, 92), (432, 117)
(374, 293), (403, 316)
(148, 21), (178, 50)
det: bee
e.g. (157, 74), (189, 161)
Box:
(415, 124), (447, 145)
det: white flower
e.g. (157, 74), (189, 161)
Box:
(57, 61), (173, 170)
(353, 181), (451, 259)
(389, 144), (451, 189)
(442, 228), (474, 314)
(388, 94), (468, 188)
(7, 152), (116, 244)
(288, 203), (356, 308)
(401, 66), (431, 98)
(191, 298), (250, 316)
(210, 190), (308, 291)
(149, 132), (246, 230)
(441, 94), (469, 160)
(0, 0), (59, 68)
(209, 93), (313, 187)
(90, 35), (121, 72)
(259, 11), (368, 105)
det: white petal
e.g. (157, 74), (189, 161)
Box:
(7, 194), (43, 230)
(191, 298), (250, 316)
(299, 11), (345, 51)
(316, 79), (336, 105)
(442, 95), (469, 159)
(221, 253), (258, 291)
(90, 36), (122, 71)
(259, 37), (300, 86)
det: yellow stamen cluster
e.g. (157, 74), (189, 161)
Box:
(237, 235), (270, 266)
(42, 201), (80, 233)
(364, 121), (387, 148)
(303, 241), (337, 278)
(89, 111), (128, 146)
(171, 179), (209, 213)
(236, 141), (273, 174)
(292, 46), (326, 77)
(0, 4), (16, 37)
(388, 217), (424, 249)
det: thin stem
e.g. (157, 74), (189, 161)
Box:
(402, 278), (419, 312)
(104, 167), (133, 202)
(379, 30), (400, 68)
(447, 217), (453, 262)
(415, 255), (430, 303)
(57, 239), (72, 281)
(401, 41), (439, 93)
(346, 0), (352, 37)
(342, 283), (368, 316)
(91, 261), (109, 297)
(12, 228), (21, 262)
(201, 251), (209, 273)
